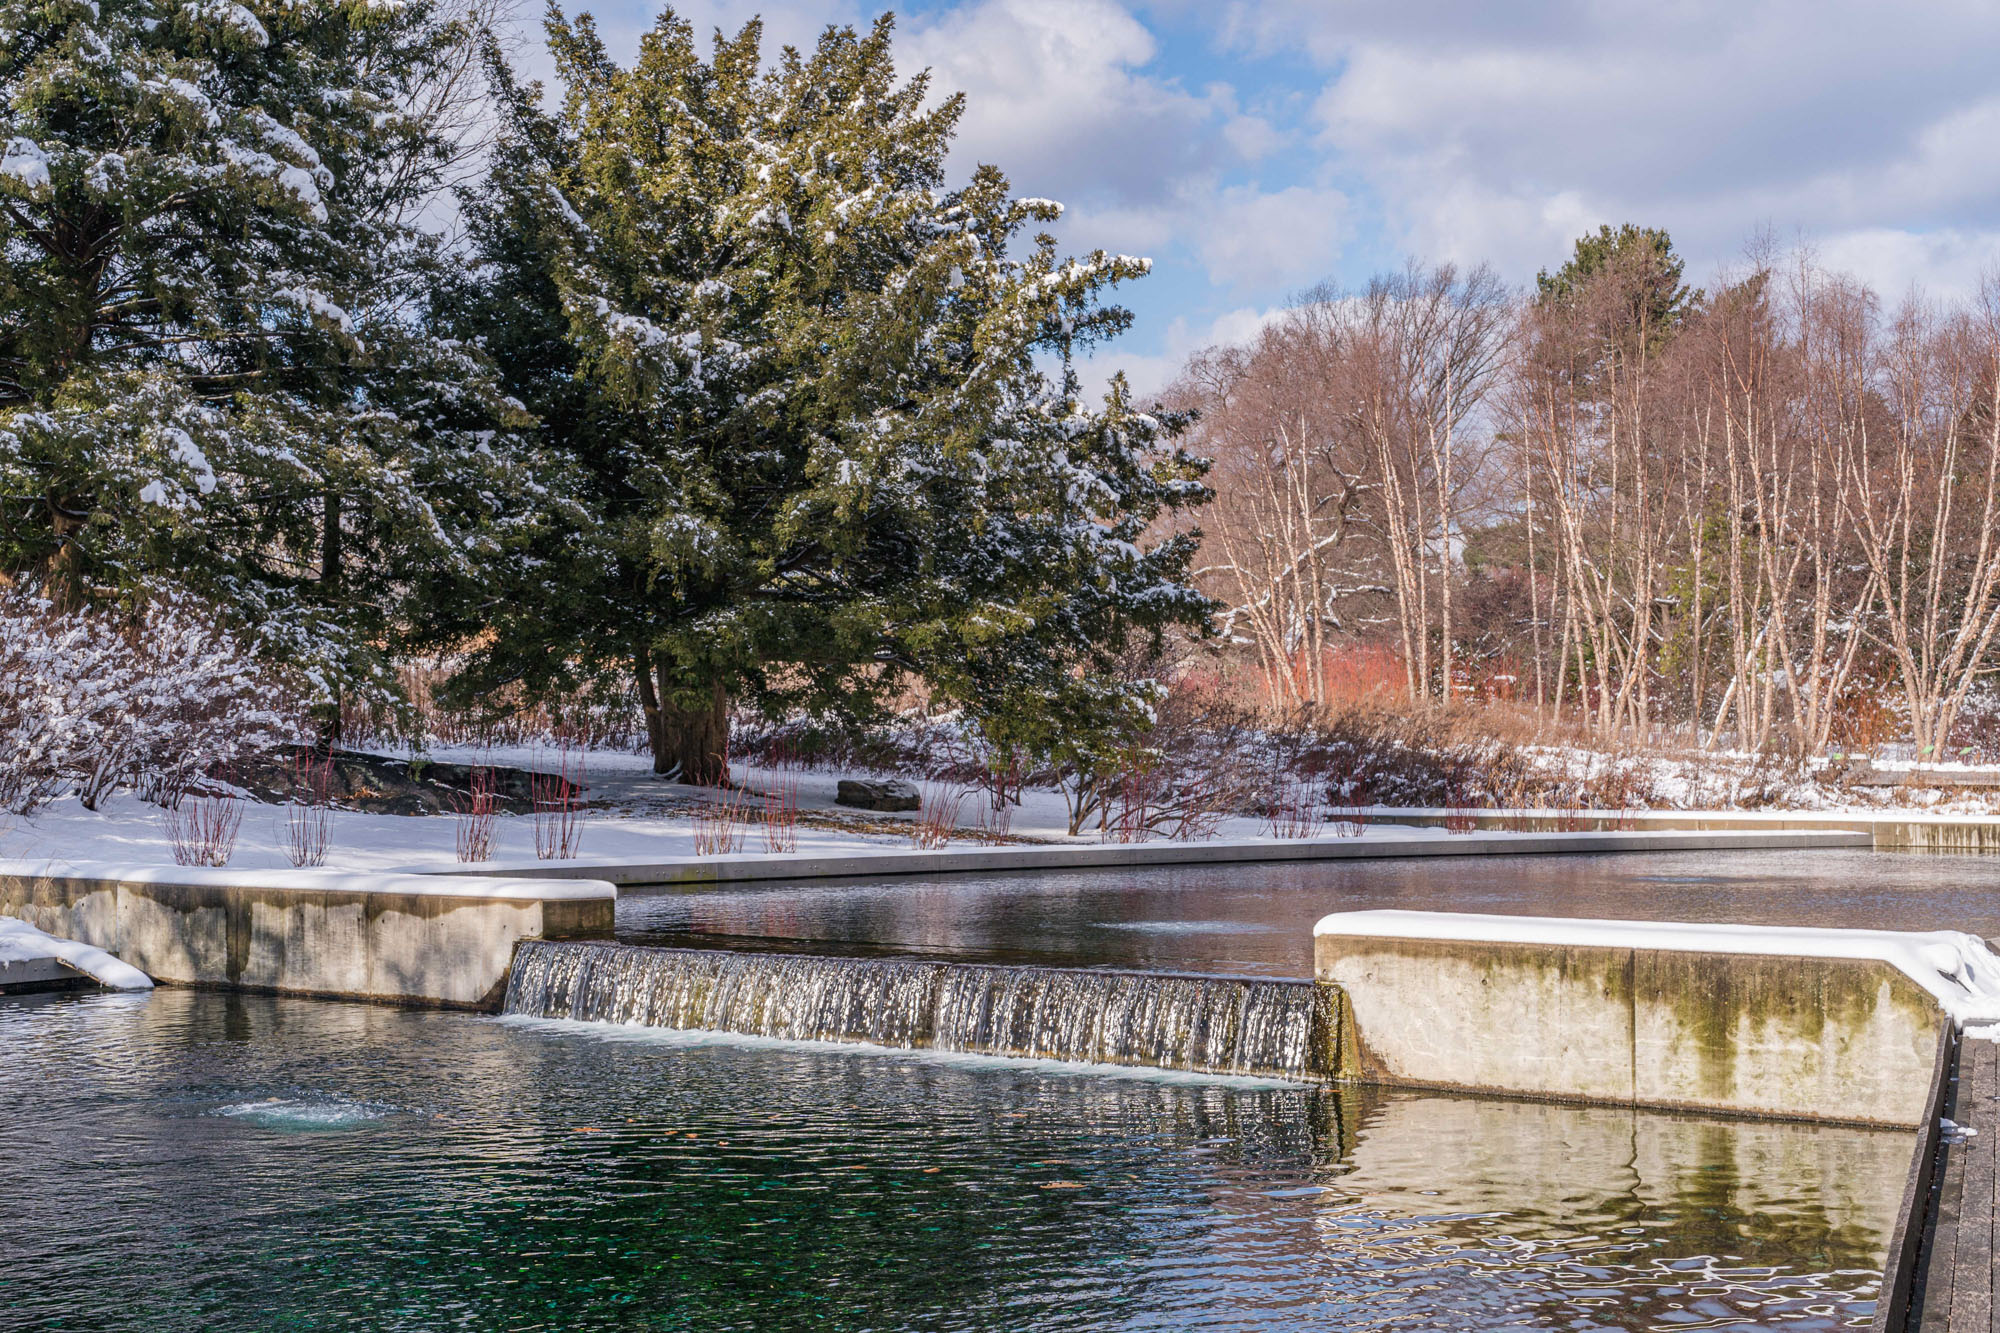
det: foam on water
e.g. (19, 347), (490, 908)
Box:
(492, 1012), (1310, 1089)
(213, 1098), (391, 1129)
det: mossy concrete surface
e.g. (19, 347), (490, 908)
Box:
(0, 871), (614, 1009)
(1316, 934), (1946, 1125)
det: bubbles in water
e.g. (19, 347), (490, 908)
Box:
(213, 1097), (390, 1129)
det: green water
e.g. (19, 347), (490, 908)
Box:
(1, 987), (1906, 1331)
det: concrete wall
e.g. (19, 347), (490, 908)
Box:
(1317, 926), (1949, 1126)
(0, 864), (614, 1009)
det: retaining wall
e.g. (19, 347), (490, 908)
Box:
(1316, 911), (1958, 1126)
(0, 862), (614, 1009)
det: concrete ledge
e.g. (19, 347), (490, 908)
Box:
(0, 954), (93, 994)
(442, 827), (1872, 886)
(0, 862), (615, 1009)
(1314, 911), (1975, 1126)
(1366, 807), (2000, 851)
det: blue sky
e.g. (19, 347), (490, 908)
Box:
(514, 0), (2000, 393)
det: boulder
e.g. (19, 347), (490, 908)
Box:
(836, 778), (920, 812)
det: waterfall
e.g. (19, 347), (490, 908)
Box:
(504, 942), (1341, 1081)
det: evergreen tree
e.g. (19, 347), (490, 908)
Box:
(453, 11), (1210, 784)
(1535, 223), (1698, 350)
(0, 0), (531, 726)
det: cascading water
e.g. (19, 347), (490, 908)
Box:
(504, 942), (1342, 1081)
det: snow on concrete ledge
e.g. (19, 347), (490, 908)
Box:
(0, 914), (152, 990)
(1315, 909), (2000, 1030)
(0, 859), (614, 901)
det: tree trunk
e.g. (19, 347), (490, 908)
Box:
(653, 671), (729, 786)
(317, 491), (344, 751)
(635, 649), (666, 760)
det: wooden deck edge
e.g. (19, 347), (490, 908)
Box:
(1873, 1023), (1960, 1333)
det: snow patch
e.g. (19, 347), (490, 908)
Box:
(1, 138), (50, 194)
(0, 915), (152, 990)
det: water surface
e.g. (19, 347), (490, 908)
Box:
(617, 847), (2000, 977)
(1, 988), (1906, 1331)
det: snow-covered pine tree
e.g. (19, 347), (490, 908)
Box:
(0, 0), (532, 730)
(455, 11), (1212, 783)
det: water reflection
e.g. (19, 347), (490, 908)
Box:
(617, 847), (2000, 978)
(0, 988), (1905, 1331)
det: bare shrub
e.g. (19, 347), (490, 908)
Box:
(760, 768), (800, 855)
(1263, 773), (1323, 839)
(453, 765), (498, 863)
(1060, 675), (1259, 840)
(910, 776), (968, 850)
(692, 786), (750, 855)
(280, 752), (333, 867)
(163, 787), (243, 866)
(531, 745), (585, 860)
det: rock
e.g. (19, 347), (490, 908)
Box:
(836, 778), (920, 812)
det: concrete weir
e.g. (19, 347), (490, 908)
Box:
(0, 861), (614, 1008)
(1314, 910), (1997, 1126)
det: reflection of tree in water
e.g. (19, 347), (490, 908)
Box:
(1297, 1085), (1904, 1328)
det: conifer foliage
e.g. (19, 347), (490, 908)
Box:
(0, 0), (530, 719)
(454, 11), (1211, 782)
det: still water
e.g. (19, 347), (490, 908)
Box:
(2, 987), (1905, 1331)
(617, 848), (2000, 977)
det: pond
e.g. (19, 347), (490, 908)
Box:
(615, 847), (2000, 977)
(2, 987), (1905, 1331)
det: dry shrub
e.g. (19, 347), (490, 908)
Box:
(910, 776), (968, 849)
(280, 752), (334, 867)
(532, 745), (585, 860)
(692, 786), (751, 855)
(163, 788), (243, 866)
(453, 765), (498, 862)
(760, 767), (800, 854)
(1263, 773), (1323, 839)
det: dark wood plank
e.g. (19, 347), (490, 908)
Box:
(1949, 1040), (1995, 1331)
(1882, 1026), (1960, 1333)
(1919, 1050), (1968, 1332)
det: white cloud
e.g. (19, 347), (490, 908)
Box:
(1081, 303), (1289, 398)
(1193, 184), (1347, 290)
(901, 0), (1224, 208)
(1233, 0), (2000, 287)
(1812, 229), (2000, 306)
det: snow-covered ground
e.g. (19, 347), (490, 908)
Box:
(0, 753), (1443, 874)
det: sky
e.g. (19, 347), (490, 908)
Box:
(508, 0), (2000, 395)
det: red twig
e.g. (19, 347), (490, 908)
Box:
(280, 751), (333, 867)
(454, 764), (498, 863)
(163, 783), (243, 867)
(532, 744), (584, 860)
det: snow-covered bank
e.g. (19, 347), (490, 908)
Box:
(0, 769), (1450, 873)
(0, 915), (152, 990)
